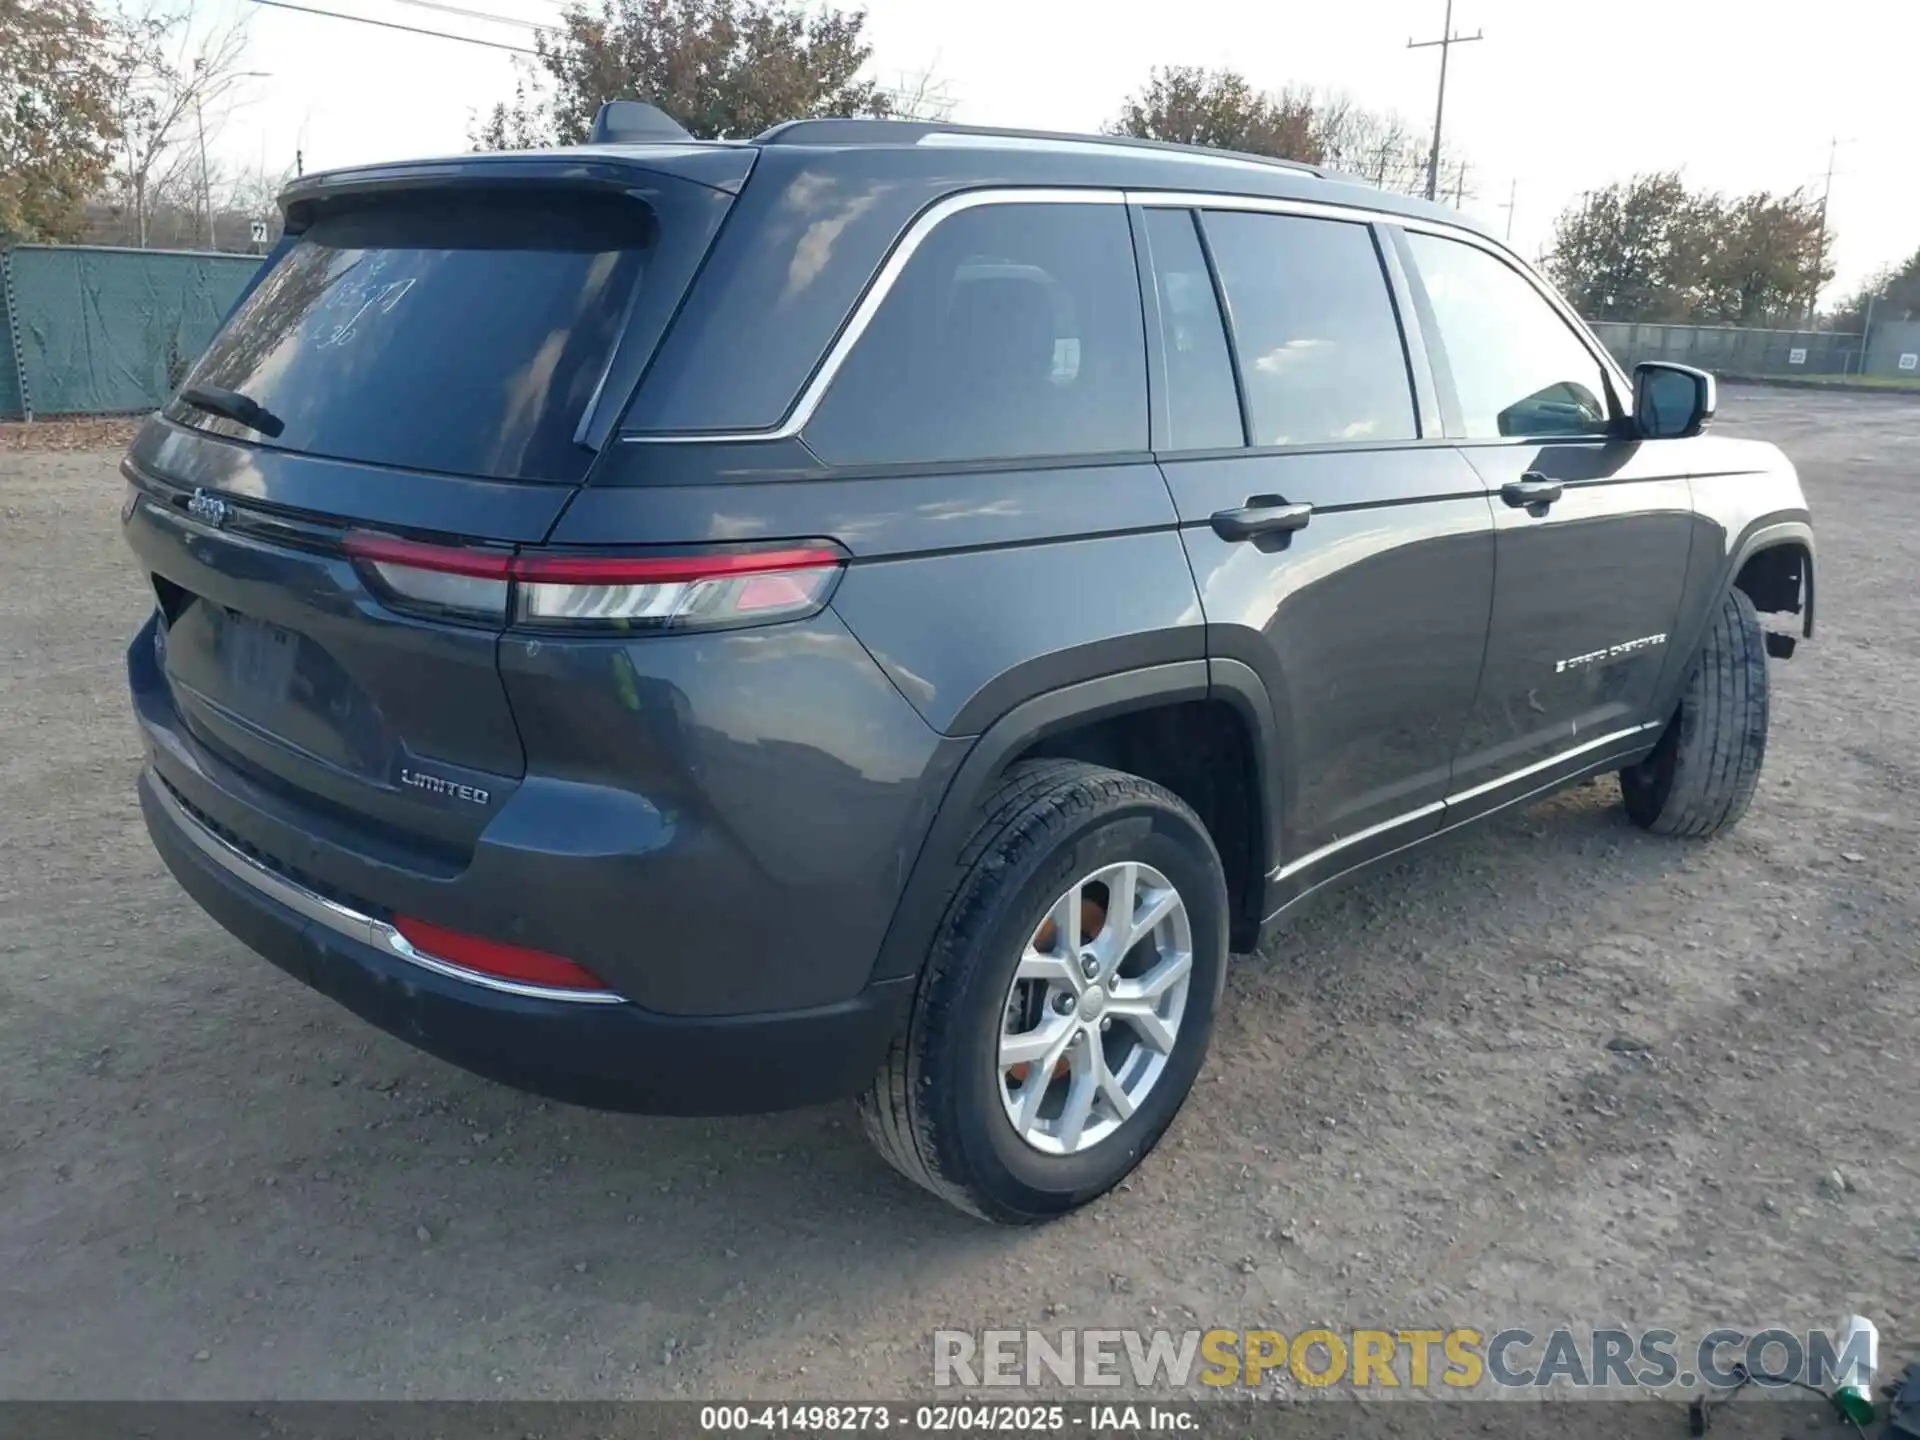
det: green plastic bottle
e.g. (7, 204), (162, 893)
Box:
(1832, 1314), (1879, 1428)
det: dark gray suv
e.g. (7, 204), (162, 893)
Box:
(123, 108), (1814, 1222)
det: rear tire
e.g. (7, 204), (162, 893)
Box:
(1621, 588), (1770, 837)
(859, 760), (1228, 1223)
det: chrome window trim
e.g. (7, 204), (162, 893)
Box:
(1271, 721), (1662, 880)
(620, 186), (1128, 446)
(620, 183), (1625, 448)
(1128, 189), (1634, 410)
(150, 774), (628, 1005)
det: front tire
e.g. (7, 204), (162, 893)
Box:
(1621, 588), (1770, 837)
(860, 760), (1228, 1223)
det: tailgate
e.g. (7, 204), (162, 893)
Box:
(123, 162), (742, 860)
(124, 440), (566, 857)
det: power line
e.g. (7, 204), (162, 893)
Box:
(378, 0), (553, 33)
(244, 0), (538, 52)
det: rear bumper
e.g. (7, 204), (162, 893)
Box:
(139, 766), (912, 1114)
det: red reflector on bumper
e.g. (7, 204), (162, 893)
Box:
(391, 917), (609, 993)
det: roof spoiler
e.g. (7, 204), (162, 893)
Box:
(591, 100), (693, 144)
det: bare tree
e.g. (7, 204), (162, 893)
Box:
(1314, 102), (1440, 195)
(471, 66), (550, 151)
(881, 61), (956, 123)
(218, 159), (294, 249)
(1833, 245), (1920, 328)
(104, 3), (251, 247)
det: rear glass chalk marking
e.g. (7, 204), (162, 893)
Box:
(315, 277), (416, 349)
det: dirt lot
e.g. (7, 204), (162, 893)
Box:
(0, 388), (1914, 1402)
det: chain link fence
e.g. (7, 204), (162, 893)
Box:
(1586, 321), (1868, 379)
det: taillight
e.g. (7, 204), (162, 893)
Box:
(344, 535), (844, 633)
(514, 546), (842, 630)
(346, 533), (512, 623)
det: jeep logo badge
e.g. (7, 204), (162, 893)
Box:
(186, 488), (231, 528)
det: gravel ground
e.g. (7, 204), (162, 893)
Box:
(0, 388), (1914, 1402)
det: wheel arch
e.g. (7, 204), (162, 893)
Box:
(866, 660), (1280, 983)
(1653, 513), (1813, 720)
(1731, 522), (1815, 639)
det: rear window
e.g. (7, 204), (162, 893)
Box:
(179, 193), (651, 482)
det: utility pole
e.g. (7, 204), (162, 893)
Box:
(1500, 177), (1518, 241)
(1409, 0), (1483, 203)
(1809, 136), (1844, 324)
(197, 95), (213, 249)
(1451, 161), (1470, 209)
(192, 58), (213, 250)
(194, 69), (272, 252)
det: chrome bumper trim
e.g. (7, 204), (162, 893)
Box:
(149, 772), (627, 1006)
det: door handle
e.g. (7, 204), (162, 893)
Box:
(1501, 473), (1564, 511)
(1210, 499), (1314, 542)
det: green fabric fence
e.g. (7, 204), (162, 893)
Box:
(0, 253), (24, 421)
(0, 244), (262, 420)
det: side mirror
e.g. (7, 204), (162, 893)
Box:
(1633, 362), (1716, 440)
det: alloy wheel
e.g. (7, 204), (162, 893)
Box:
(997, 861), (1193, 1155)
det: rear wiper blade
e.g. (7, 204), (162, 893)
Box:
(179, 383), (286, 439)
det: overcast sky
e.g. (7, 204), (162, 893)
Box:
(196, 0), (1918, 301)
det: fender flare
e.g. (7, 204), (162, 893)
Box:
(865, 659), (1280, 983)
(1653, 512), (1814, 721)
(1730, 518), (1816, 639)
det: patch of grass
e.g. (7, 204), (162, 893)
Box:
(1721, 371), (1920, 393)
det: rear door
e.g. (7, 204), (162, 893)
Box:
(1391, 228), (1693, 817)
(1140, 201), (1497, 902)
(125, 168), (736, 857)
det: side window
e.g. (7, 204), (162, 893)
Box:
(1201, 210), (1417, 448)
(1141, 208), (1244, 451)
(1403, 232), (1612, 440)
(804, 202), (1147, 467)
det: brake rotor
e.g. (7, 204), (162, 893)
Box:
(1007, 894), (1107, 1084)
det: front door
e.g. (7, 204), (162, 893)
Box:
(1393, 229), (1693, 816)
(1138, 203), (1497, 904)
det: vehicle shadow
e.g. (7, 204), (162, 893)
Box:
(298, 785), (1696, 1381)
(27, 778), (1707, 1397)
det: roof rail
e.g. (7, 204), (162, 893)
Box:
(751, 118), (1325, 178)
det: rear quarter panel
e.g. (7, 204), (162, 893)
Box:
(566, 458), (1205, 737)
(543, 456), (1201, 1007)
(494, 609), (962, 1014)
